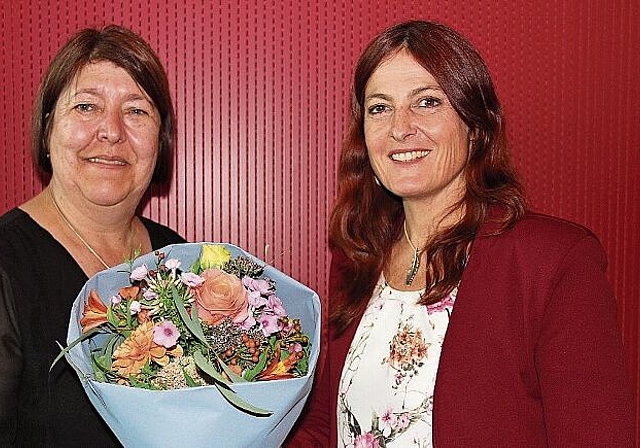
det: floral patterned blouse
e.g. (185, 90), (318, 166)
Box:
(338, 276), (457, 447)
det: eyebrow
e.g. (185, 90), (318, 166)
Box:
(70, 89), (153, 104)
(365, 85), (444, 102)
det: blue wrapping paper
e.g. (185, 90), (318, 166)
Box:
(65, 243), (321, 448)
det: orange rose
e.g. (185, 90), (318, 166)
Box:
(192, 268), (249, 326)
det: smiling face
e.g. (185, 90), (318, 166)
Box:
(364, 49), (472, 206)
(47, 60), (160, 208)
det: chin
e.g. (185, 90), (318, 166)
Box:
(85, 188), (138, 207)
(388, 184), (429, 199)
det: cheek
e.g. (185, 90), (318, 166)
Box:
(435, 135), (470, 175)
(49, 118), (95, 152)
(364, 122), (388, 161)
(434, 119), (470, 158)
(128, 126), (161, 162)
(130, 122), (160, 148)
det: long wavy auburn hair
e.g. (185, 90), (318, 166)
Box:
(329, 20), (526, 333)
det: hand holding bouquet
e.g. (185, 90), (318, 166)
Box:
(56, 243), (321, 447)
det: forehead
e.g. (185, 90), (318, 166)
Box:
(60, 60), (146, 97)
(365, 49), (440, 95)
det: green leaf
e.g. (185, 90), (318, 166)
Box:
(106, 306), (119, 327)
(129, 375), (157, 390)
(183, 370), (199, 387)
(243, 349), (269, 381)
(189, 258), (202, 275)
(216, 355), (247, 384)
(101, 333), (122, 371)
(172, 286), (208, 345)
(91, 353), (110, 382)
(194, 349), (272, 415)
(50, 328), (100, 371)
(125, 308), (133, 329)
(194, 349), (246, 384)
(193, 350), (231, 386)
(190, 301), (199, 320)
(213, 382), (273, 416)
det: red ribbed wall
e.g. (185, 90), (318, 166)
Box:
(2, 0), (639, 440)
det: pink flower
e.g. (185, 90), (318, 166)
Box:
(130, 301), (141, 314)
(396, 413), (410, 430)
(181, 272), (205, 288)
(143, 289), (158, 300)
(153, 320), (180, 348)
(354, 432), (381, 448)
(241, 313), (257, 330)
(267, 295), (287, 316)
(379, 408), (396, 436)
(258, 313), (281, 336)
(426, 288), (456, 314)
(164, 258), (181, 271)
(130, 265), (148, 281)
(242, 277), (272, 295)
(247, 290), (268, 307)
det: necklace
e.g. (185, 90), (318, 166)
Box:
(48, 189), (111, 270)
(403, 220), (425, 286)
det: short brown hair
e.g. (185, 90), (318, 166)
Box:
(32, 25), (175, 184)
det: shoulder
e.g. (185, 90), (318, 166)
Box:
(0, 208), (46, 262)
(139, 216), (186, 248)
(487, 211), (602, 251)
(512, 212), (596, 239)
(0, 208), (30, 229)
(475, 211), (607, 270)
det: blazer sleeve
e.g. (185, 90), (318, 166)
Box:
(283, 353), (330, 447)
(284, 248), (349, 448)
(535, 234), (634, 446)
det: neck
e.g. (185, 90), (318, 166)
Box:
(46, 186), (141, 269)
(402, 198), (465, 248)
(47, 185), (137, 235)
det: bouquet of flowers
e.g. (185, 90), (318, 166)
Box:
(57, 243), (321, 447)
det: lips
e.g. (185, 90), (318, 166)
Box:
(389, 150), (430, 162)
(86, 156), (128, 166)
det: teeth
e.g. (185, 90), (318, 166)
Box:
(390, 150), (430, 162)
(88, 157), (126, 165)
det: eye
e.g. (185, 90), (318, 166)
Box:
(367, 104), (389, 115)
(74, 103), (95, 113)
(129, 108), (149, 116)
(417, 97), (441, 108)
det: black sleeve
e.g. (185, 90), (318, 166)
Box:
(0, 265), (21, 447)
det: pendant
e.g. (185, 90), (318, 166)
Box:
(405, 249), (420, 286)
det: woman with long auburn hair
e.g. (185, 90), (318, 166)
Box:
(298, 19), (634, 447)
(330, 19), (525, 331)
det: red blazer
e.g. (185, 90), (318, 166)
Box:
(288, 212), (634, 447)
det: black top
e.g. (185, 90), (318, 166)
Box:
(0, 208), (186, 447)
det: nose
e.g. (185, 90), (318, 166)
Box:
(390, 108), (416, 142)
(97, 108), (125, 143)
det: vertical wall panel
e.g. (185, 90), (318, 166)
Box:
(2, 0), (639, 441)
